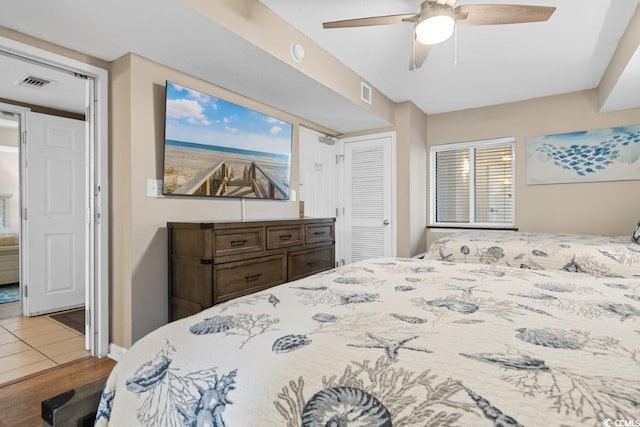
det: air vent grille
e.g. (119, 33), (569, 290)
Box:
(361, 81), (372, 105)
(16, 75), (53, 88)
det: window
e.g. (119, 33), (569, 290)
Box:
(0, 194), (11, 228)
(430, 137), (515, 228)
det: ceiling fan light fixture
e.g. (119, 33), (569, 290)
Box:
(415, 10), (455, 45)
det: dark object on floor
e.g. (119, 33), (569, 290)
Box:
(0, 283), (19, 304)
(0, 357), (116, 426)
(50, 308), (85, 335)
(42, 376), (107, 426)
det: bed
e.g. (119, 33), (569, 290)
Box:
(427, 230), (640, 278)
(0, 230), (19, 285)
(96, 256), (640, 427)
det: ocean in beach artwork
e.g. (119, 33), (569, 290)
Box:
(526, 124), (640, 185)
(162, 81), (292, 199)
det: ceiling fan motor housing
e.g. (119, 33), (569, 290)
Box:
(415, 3), (456, 45)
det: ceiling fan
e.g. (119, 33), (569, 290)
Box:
(322, 1), (556, 71)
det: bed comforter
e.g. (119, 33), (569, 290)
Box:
(97, 257), (640, 427)
(428, 230), (640, 278)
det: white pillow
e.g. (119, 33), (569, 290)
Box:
(633, 220), (640, 244)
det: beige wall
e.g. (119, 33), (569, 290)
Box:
(110, 55), (133, 347)
(427, 89), (640, 247)
(0, 127), (19, 229)
(394, 102), (428, 257)
(112, 53), (320, 346)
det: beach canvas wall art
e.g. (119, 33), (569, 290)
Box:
(526, 125), (640, 185)
(162, 81), (293, 199)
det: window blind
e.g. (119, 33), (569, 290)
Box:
(475, 145), (513, 224)
(431, 138), (514, 228)
(435, 149), (470, 223)
(0, 196), (8, 228)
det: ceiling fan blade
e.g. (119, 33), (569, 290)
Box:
(454, 4), (556, 26)
(409, 38), (431, 71)
(323, 14), (417, 29)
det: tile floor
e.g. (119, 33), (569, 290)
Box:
(0, 311), (89, 386)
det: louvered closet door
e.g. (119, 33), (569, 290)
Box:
(344, 135), (393, 263)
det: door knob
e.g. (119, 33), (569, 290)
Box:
(383, 219), (390, 225)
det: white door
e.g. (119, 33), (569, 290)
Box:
(299, 127), (340, 265)
(342, 133), (395, 263)
(23, 112), (87, 316)
(299, 127), (336, 217)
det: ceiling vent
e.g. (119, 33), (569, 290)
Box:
(360, 81), (372, 105)
(16, 74), (54, 89)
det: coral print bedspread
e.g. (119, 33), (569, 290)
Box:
(428, 231), (640, 278)
(96, 258), (640, 427)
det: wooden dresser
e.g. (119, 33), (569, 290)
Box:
(167, 217), (335, 321)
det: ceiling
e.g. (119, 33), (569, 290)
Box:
(0, 52), (86, 114)
(0, 0), (638, 134)
(261, 0), (640, 115)
(0, 0), (390, 134)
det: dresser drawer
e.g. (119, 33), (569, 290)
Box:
(267, 225), (303, 249)
(168, 218), (336, 322)
(214, 227), (263, 257)
(305, 223), (333, 245)
(214, 254), (286, 302)
(288, 246), (334, 281)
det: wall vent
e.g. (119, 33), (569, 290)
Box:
(16, 74), (54, 89)
(360, 81), (372, 105)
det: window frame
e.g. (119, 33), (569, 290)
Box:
(429, 137), (516, 229)
(0, 194), (12, 229)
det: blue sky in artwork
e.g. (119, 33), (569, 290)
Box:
(164, 81), (292, 156)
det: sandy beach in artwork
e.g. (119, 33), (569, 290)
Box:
(163, 144), (290, 198)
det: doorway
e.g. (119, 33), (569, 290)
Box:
(0, 36), (109, 362)
(299, 128), (396, 265)
(0, 114), (20, 320)
(298, 127), (342, 264)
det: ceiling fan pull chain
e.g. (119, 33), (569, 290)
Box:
(454, 25), (458, 67)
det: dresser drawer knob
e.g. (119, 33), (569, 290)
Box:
(307, 260), (319, 266)
(313, 231), (326, 236)
(245, 273), (262, 282)
(230, 239), (248, 247)
(279, 234), (293, 240)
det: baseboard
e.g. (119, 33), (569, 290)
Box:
(107, 343), (127, 361)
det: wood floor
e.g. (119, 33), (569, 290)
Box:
(0, 356), (116, 427)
